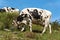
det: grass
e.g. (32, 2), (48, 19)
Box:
(0, 25), (60, 40)
(0, 12), (60, 40)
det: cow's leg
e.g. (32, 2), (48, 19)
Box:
(42, 24), (48, 34)
(49, 24), (52, 34)
(29, 19), (32, 32)
(20, 24), (26, 32)
(21, 27), (25, 31)
(41, 19), (48, 34)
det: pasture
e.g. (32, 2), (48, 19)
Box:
(0, 12), (60, 40)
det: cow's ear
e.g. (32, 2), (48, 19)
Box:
(27, 9), (29, 12)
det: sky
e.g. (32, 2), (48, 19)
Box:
(0, 0), (60, 22)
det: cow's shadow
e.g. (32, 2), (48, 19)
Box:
(32, 30), (42, 33)
(17, 27), (42, 33)
(21, 29), (42, 33)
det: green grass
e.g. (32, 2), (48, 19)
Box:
(0, 24), (60, 40)
(0, 12), (60, 40)
(0, 28), (60, 40)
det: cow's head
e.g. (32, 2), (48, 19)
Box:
(12, 14), (32, 29)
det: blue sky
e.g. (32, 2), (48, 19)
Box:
(0, 0), (60, 22)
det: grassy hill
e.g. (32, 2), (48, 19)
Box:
(0, 12), (60, 40)
(0, 28), (60, 40)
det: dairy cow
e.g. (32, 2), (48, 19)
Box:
(0, 9), (6, 12)
(2, 7), (19, 13)
(12, 8), (52, 34)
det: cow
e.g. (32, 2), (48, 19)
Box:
(2, 7), (10, 12)
(10, 7), (19, 13)
(0, 9), (6, 12)
(12, 8), (52, 35)
(2, 7), (20, 13)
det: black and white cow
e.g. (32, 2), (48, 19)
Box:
(12, 8), (52, 34)
(0, 9), (6, 12)
(2, 7), (19, 13)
